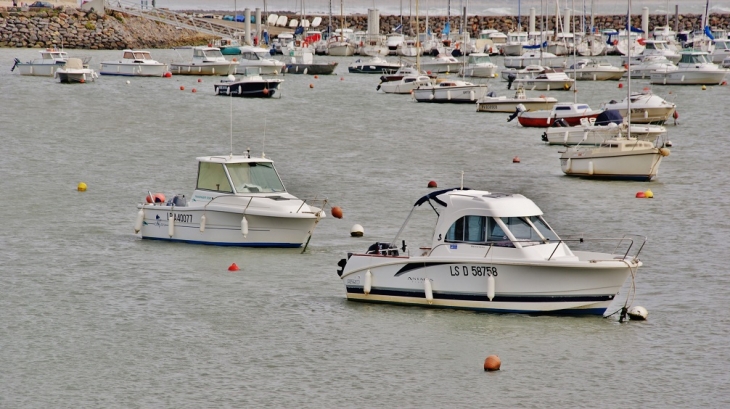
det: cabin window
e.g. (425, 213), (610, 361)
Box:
(193, 49), (205, 57)
(529, 216), (560, 241)
(576, 105), (589, 110)
(227, 162), (285, 193)
(196, 162), (233, 193)
(208, 49), (224, 58)
(555, 106), (571, 111)
(123, 51), (134, 59)
(446, 216), (486, 243)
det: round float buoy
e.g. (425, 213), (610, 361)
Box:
(627, 306), (649, 320)
(79, 79), (85, 83)
(191, 88), (197, 93)
(701, 85), (707, 90)
(513, 156), (520, 163)
(427, 180), (438, 188)
(484, 355), (501, 371)
(197, 78), (202, 83)
(232, 58), (237, 62)
(227, 74), (236, 81)
(163, 72), (172, 78)
(77, 182), (87, 191)
(659, 147), (670, 157)
(618, 83), (623, 88)
(331, 206), (343, 219)
(126, 80), (131, 85)
(635, 191), (646, 198)
(340, 77), (344, 81)
(672, 111), (679, 119)
(426, 70), (432, 75)
(350, 224), (364, 237)
(262, 88), (269, 95)
(314, 75), (319, 79)
(228, 263), (240, 271)
(721, 80), (727, 86)
(644, 189), (654, 198)
(179, 85), (185, 91)
(309, 83), (314, 88)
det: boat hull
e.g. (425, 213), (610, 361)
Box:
(99, 62), (168, 77)
(519, 112), (599, 127)
(413, 86), (489, 103)
(348, 64), (401, 74)
(235, 64), (283, 75)
(328, 44), (356, 57)
(137, 205), (318, 247)
(339, 254), (635, 315)
(15, 63), (63, 77)
(55, 71), (95, 83)
(170, 63), (237, 76)
(650, 70), (728, 85)
(284, 63), (338, 75)
(560, 151), (664, 181)
(570, 70), (625, 81)
(512, 79), (574, 91)
(544, 125), (665, 145)
(214, 80), (282, 98)
(477, 99), (557, 113)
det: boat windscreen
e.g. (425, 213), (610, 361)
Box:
(500, 216), (558, 244)
(227, 162), (285, 193)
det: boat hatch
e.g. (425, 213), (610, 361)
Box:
(445, 215), (560, 247)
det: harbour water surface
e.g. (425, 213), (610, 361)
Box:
(1, 48), (729, 407)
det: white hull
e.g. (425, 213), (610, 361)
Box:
(359, 45), (389, 57)
(340, 254), (633, 315)
(512, 78), (574, 91)
(137, 203), (320, 247)
(477, 98), (557, 113)
(544, 125), (665, 145)
(561, 150), (664, 181)
(413, 85), (489, 103)
(55, 70), (97, 83)
(328, 43), (356, 56)
(569, 69), (625, 81)
(235, 63), (283, 75)
(502, 44), (524, 56)
(170, 62), (237, 76)
(418, 62), (459, 74)
(99, 62), (168, 77)
(459, 65), (498, 78)
(16, 64), (62, 77)
(650, 70), (728, 85)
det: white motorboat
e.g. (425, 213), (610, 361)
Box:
(476, 86), (557, 113)
(170, 46), (237, 76)
(413, 80), (489, 103)
(501, 64), (548, 81)
(54, 58), (98, 83)
(625, 55), (677, 79)
(516, 102), (601, 128)
(709, 39), (730, 64)
(504, 50), (566, 69)
(134, 150), (326, 248)
(385, 33), (405, 55)
(11, 48), (69, 77)
(214, 68), (284, 98)
(512, 69), (575, 91)
(348, 56), (402, 74)
(568, 58), (626, 81)
(501, 31), (529, 56)
(560, 137), (669, 181)
(418, 54), (461, 74)
(650, 51), (729, 85)
(543, 116), (667, 145)
(336, 187), (646, 315)
(378, 73), (432, 94)
(236, 46), (285, 75)
(603, 90), (676, 125)
(632, 40), (681, 64)
(99, 50), (168, 77)
(458, 53), (498, 78)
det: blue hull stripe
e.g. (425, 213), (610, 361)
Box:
(142, 237), (301, 248)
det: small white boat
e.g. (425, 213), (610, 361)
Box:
(633, 40), (681, 64)
(385, 33), (405, 55)
(11, 48), (69, 77)
(413, 80), (489, 103)
(560, 137), (669, 181)
(568, 58), (626, 81)
(135, 151), (325, 248)
(54, 58), (98, 83)
(378, 73), (432, 94)
(458, 52), (498, 78)
(348, 56), (402, 74)
(650, 51), (728, 85)
(336, 187), (646, 315)
(327, 29), (356, 56)
(99, 50), (168, 77)
(512, 68), (575, 91)
(236, 46), (285, 75)
(709, 38), (730, 64)
(170, 46), (237, 76)
(476, 86), (557, 113)
(419, 54), (461, 74)
(603, 90), (676, 125)
(501, 64), (548, 81)
(543, 116), (667, 145)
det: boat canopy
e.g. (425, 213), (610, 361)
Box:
(196, 156), (285, 194)
(679, 52), (711, 64)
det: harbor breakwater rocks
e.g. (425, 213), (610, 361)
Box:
(1, 7), (728, 49)
(0, 8), (213, 49)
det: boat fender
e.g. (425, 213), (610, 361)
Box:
(241, 215), (249, 237)
(424, 279), (434, 304)
(134, 209), (144, 233)
(659, 148), (670, 157)
(168, 214), (175, 237)
(487, 275), (495, 301)
(199, 214), (206, 232)
(588, 161), (594, 176)
(364, 270), (372, 295)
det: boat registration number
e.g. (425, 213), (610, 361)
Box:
(168, 212), (193, 223)
(450, 265), (498, 277)
(479, 105), (499, 111)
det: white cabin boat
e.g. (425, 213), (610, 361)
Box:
(413, 80), (489, 103)
(419, 54), (461, 74)
(650, 51), (729, 85)
(512, 69), (575, 91)
(99, 50), (168, 77)
(135, 151), (325, 248)
(626, 55), (677, 79)
(633, 40), (681, 64)
(458, 53), (498, 78)
(543, 118), (667, 145)
(236, 46), (285, 75)
(11, 48), (69, 77)
(476, 86), (557, 113)
(378, 73), (432, 94)
(504, 50), (566, 69)
(336, 187), (646, 315)
(170, 46), (237, 76)
(54, 58), (98, 83)
(568, 58), (626, 81)
(603, 90), (676, 125)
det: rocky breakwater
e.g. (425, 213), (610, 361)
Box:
(0, 7), (214, 49)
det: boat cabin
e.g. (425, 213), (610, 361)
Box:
(41, 49), (68, 61)
(194, 155), (286, 198)
(193, 47), (225, 61)
(122, 50), (154, 61)
(678, 51), (712, 65)
(467, 53), (494, 65)
(240, 47), (275, 61)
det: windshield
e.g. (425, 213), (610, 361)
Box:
(226, 162), (285, 193)
(470, 56), (493, 64)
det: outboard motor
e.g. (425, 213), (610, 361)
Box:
(552, 118), (569, 127)
(506, 73), (517, 90)
(431, 48), (439, 57)
(451, 48), (462, 58)
(507, 103), (526, 122)
(486, 91), (497, 97)
(366, 242), (399, 256)
(11, 58), (20, 72)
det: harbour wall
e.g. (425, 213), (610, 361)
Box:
(1, 7), (728, 50)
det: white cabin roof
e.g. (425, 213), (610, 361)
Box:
(197, 155), (274, 164)
(438, 190), (543, 217)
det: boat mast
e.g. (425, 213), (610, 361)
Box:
(340, 0), (344, 41)
(416, 0), (420, 70)
(627, 0), (632, 139)
(572, 0), (577, 104)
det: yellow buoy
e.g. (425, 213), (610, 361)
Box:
(77, 182), (87, 191)
(701, 85), (707, 90)
(644, 189), (654, 198)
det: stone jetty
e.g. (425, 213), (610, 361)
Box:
(1, 6), (728, 50)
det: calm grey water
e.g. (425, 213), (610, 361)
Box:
(1, 48), (729, 408)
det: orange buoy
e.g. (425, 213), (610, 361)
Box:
(513, 156), (520, 163)
(179, 85), (185, 91)
(262, 88), (269, 95)
(191, 88), (197, 93)
(636, 191), (646, 198)
(232, 58), (238, 62)
(722, 80), (727, 86)
(228, 263), (240, 271)
(197, 78), (202, 83)
(309, 83), (314, 88)
(484, 355), (501, 371)
(672, 111), (679, 119)
(331, 206), (343, 219)
(427, 180), (438, 188)
(79, 79), (85, 83)
(146, 193), (166, 203)
(163, 72), (172, 78)
(314, 75), (319, 79)
(618, 83), (623, 88)
(340, 77), (344, 81)
(426, 70), (432, 75)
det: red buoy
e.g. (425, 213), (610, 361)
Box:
(262, 88), (270, 95)
(484, 355), (501, 371)
(309, 83), (314, 88)
(636, 191), (646, 198)
(163, 72), (172, 78)
(672, 111), (679, 119)
(427, 180), (438, 188)
(197, 78), (202, 83)
(331, 206), (343, 219)
(179, 85), (185, 91)
(618, 83), (623, 88)
(340, 77), (344, 81)
(228, 263), (240, 271)
(191, 88), (197, 93)
(314, 75), (319, 79)
(513, 156), (520, 163)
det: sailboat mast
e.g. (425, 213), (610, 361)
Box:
(627, 0), (632, 138)
(572, 0), (577, 104)
(340, 0), (344, 41)
(416, 0), (420, 70)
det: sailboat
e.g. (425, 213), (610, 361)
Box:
(559, 0), (670, 181)
(327, 0), (355, 56)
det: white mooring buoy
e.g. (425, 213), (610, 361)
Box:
(350, 224), (364, 237)
(627, 306), (649, 320)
